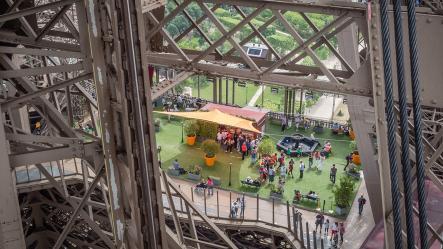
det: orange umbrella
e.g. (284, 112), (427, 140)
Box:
(154, 109), (261, 133)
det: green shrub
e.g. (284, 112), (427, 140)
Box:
(184, 120), (199, 137)
(201, 139), (220, 158)
(197, 121), (218, 139)
(332, 176), (356, 208)
(258, 138), (274, 156)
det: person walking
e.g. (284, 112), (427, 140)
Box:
(358, 194), (367, 215)
(206, 177), (214, 195)
(299, 161), (305, 179)
(339, 222), (345, 243)
(324, 219), (330, 235)
(288, 159), (294, 178)
(241, 142), (247, 160)
(235, 198), (241, 217)
(315, 213), (324, 232)
(330, 222), (338, 242)
(330, 164), (337, 184)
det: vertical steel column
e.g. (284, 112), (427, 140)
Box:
(225, 77), (229, 104)
(288, 89), (293, 118)
(283, 87), (288, 116)
(218, 77), (223, 104)
(197, 75), (200, 98)
(213, 77), (217, 103)
(0, 108), (26, 249)
(292, 89), (296, 116)
(232, 79), (235, 105)
(299, 89), (303, 114)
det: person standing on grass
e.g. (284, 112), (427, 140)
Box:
(330, 164), (337, 184)
(318, 153), (325, 171)
(251, 146), (257, 165)
(308, 152), (313, 168)
(344, 153), (353, 171)
(268, 166), (275, 183)
(339, 222), (345, 243)
(241, 142), (247, 160)
(358, 194), (367, 215)
(299, 160), (305, 179)
(288, 159), (294, 178)
(280, 163), (287, 179)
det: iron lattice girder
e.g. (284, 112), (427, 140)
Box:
(145, 0), (372, 96)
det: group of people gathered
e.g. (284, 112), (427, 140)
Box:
(315, 213), (346, 245)
(255, 140), (337, 191)
(216, 128), (259, 161)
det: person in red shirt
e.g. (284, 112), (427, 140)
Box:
(241, 142), (247, 160)
(206, 177), (214, 195)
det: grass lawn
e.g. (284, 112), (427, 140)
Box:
(155, 116), (361, 216)
(186, 79), (260, 107)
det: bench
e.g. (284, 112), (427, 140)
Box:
(302, 195), (319, 202)
(240, 180), (261, 188)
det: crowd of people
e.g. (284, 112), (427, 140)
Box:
(216, 128), (259, 161)
(161, 94), (206, 111)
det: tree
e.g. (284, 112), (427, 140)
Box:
(332, 176), (356, 208)
(258, 138), (274, 156)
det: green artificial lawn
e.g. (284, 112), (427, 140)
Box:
(155, 117), (361, 215)
(189, 79), (260, 107)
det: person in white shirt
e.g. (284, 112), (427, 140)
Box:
(216, 131), (223, 144)
(299, 161), (305, 179)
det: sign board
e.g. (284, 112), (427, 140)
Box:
(237, 81), (246, 87)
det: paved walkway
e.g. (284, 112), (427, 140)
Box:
(247, 85), (266, 107)
(164, 176), (375, 249)
(304, 95), (343, 121)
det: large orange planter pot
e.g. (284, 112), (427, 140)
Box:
(205, 155), (216, 167)
(186, 135), (196, 145)
(352, 154), (361, 165)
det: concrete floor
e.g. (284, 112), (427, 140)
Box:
(165, 175), (375, 249)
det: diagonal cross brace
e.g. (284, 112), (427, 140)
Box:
(194, 1), (264, 71)
(261, 12), (350, 76)
(272, 9), (338, 83)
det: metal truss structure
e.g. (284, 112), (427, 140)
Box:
(0, 0), (442, 248)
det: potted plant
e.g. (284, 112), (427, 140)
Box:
(332, 176), (356, 215)
(154, 118), (161, 132)
(201, 139), (220, 166)
(184, 120), (199, 145)
(349, 141), (361, 165)
(270, 184), (283, 199)
(197, 120), (218, 140)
